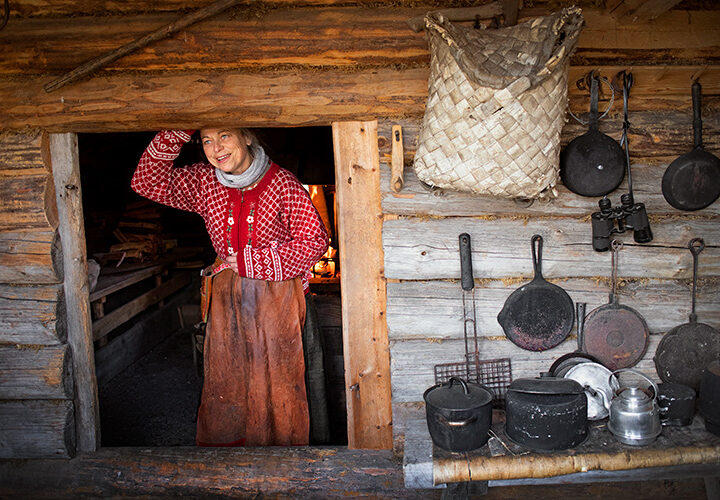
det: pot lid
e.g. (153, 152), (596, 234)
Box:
(509, 374), (584, 395)
(424, 377), (493, 409)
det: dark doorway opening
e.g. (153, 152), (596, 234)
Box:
(78, 127), (346, 447)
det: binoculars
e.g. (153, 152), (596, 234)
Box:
(591, 194), (653, 252)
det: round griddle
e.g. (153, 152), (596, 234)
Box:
(654, 238), (720, 390)
(582, 240), (649, 370)
(497, 235), (574, 351)
(560, 74), (625, 198)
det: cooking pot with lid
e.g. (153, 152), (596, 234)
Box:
(505, 373), (588, 451)
(424, 377), (493, 452)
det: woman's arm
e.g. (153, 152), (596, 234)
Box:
(131, 130), (209, 213)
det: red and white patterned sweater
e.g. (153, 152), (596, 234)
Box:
(131, 130), (329, 292)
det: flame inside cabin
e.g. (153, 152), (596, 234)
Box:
(78, 127), (346, 447)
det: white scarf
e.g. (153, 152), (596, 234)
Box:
(214, 145), (270, 189)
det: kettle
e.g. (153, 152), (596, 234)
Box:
(604, 369), (662, 446)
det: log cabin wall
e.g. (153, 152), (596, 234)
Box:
(0, 0), (718, 459)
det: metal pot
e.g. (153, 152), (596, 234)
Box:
(605, 369), (661, 446)
(424, 377), (493, 452)
(505, 374), (588, 451)
(564, 362), (619, 420)
(657, 382), (696, 427)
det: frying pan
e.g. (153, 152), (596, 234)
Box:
(662, 81), (720, 211)
(497, 234), (574, 351)
(582, 240), (649, 370)
(560, 74), (625, 197)
(654, 238), (720, 390)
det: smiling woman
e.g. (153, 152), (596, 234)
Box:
(131, 128), (330, 447)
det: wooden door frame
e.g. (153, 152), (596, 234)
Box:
(50, 122), (393, 452)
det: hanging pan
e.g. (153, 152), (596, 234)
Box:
(654, 238), (720, 390)
(560, 73), (625, 197)
(582, 240), (649, 370)
(662, 81), (720, 211)
(497, 235), (574, 351)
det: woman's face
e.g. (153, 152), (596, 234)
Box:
(200, 128), (253, 175)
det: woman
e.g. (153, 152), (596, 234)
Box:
(131, 129), (329, 446)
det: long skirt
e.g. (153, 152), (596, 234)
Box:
(195, 270), (309, 446)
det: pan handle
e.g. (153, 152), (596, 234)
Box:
(692, 81), (703, 149)
(459, 233), (474, 291)
(576, 302), (586, 351)
(688, 237), (705, 321)
(531, 234), (544, 279)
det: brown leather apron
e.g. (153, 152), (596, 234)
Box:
(196, 269), (309, 446)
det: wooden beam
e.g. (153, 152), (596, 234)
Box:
(0, 446), (409, 497)
(0, 230), (63, 284)
(0, 64), (718, 133)
(0, 345), (73, 399)
(332, 121), (392, 449)
(0, 400), (75, 459)
(44, 0), (242, 92)
(91, 272), (191, 341)
(0, 129), (57, 232)
(0, 284), (66, 344)
(50, 132), (99, 453)
(609, 0), (684, 24)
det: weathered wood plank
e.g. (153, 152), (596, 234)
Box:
(0, 284), (66, 344)
(333, 120), (392, 449)
(2, 8), (719, 75)
(382, 217), (720, 280)
(0, 400), (75, 458)
(0, 129), (57, 232)
(92, 271), (191, 341)
(0, 345), (73, 399)
(388, 335), (664, 403)
(50, 133), (98, 453)
(386, 279), (720, 341)
(0, 230), (63, 284)
(0, 446), (419, 499)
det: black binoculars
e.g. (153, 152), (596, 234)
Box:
(591, 194), (653, 252)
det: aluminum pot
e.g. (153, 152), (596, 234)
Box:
(424, 377), (493, 452)
(505, 374), (588, 451)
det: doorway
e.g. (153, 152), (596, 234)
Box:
(77, 127), (346, 446)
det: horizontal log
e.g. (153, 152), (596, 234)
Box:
(0, 446), (410, 497)
(0, 399), (75, 458)
(382, 217), (720, 280)
(2, 8), (719, 75)
(0, 129), (57, 232)
(0, 230), (63, 284)
(388, 335), (663, 403)
(386, 278), (720, 341)
(0, 284), (65, 344)
(0, 345), (73, 399)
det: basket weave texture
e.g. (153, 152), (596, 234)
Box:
(413, 7), (584, 199)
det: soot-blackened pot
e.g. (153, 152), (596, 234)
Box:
(505, 374), (588, 451)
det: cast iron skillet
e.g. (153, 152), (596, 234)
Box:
(560, 74), (625, 197)
(497, 234), (574, 351)
(654, 238), (720, 390)
(581, 240), (649, 370)
(662, 81), (720, 211)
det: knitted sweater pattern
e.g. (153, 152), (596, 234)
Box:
(131, 130), (329, 290)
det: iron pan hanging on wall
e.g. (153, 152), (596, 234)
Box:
(662, 81), (720, 211)
(654, 238), (720, 390)
(581, 241), (649, 370)
(497, 235), (574, 351)
(560, 74), (625, 197)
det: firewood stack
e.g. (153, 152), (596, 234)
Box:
(100, 200), (165, 266)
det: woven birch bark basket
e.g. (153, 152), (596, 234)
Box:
(413, 7), (584, 199)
